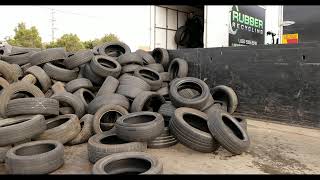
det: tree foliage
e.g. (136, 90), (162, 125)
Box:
(55, 33), (85, 52)
(83, 34), (119, 49)
(7, 22), (42, 48)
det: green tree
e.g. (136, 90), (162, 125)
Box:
(55, 33), (84, 52)
(99, 33), (119, 44)
(7, 22), (42, 48)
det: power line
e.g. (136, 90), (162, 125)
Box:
(49, 8), (57, 42)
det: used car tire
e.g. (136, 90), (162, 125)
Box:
(134, 67), (162, 91)
(73, 88), (95, 110)
(0, 145), (11, 163)
(151, 48), (169, 70)
(5, 140), (64, 174)
(130, 91), (165, 112)
(43, 62), (79, 82)
(25, 65), (52, 92)
(92, 152), (162, 174)
(36, 114), (81, 144)
(168, 58), (188, 80)
(65, 78), (93, 93)
(117, 52), (144, 66)
(169, 107), (220, 153)
(211, 85), (238, 114)
(115, 111), (164, 142)
(68, 114), (94, 145)
(93, 104), (128, 134)
(88, 132), (147, 163)
(207, 109), (250, 155)
(90, 55), (121, 78)
(118, 74), (151, 91)
(96, 76), (119, 97)
(135, 49), (156, 65)
(6, 98), (59, 117)
(98, 42), (131, 58)
(0, 60), (19, 83)
(1, 51), (35, 65)
(158, 101), (176, 121)
(64, 49), (94, 69)
(146, 63), (164, 73)
(0, 115), (46, 146)
(83, 63), (104, 85)
(87, 93), (130, 114)
(169, 77), (210, 110)
(30, 48), (66, 66)
(51, 92), (86, 118)
(121, 64), (142, 74)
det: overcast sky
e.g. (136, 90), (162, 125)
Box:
(0, 6), (151, 51)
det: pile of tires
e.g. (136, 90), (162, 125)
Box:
(0, 42), (250, 175)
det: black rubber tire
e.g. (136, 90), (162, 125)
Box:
(25, 65), (52, 92)
(64, 49), (94, 69)
(0, 115), (46, 146)
(116, 85), (145, 101)
(0, 81), (45, 118)
(59, 106), (75, 115)
(93, 104), (128, 134)
(73, 88), (95, 110)
(169, 107), (220, 153)
(161, 82), (169, 88)
(147, 127), (178, 149)
(234, 116), (247, 131)
(115, 111), (164, 142)
(96, 76), (119, 97)
(146, 63), (164, 73)
(36, 114), (81, 144)
(98, 42), (131, 58)
(151, 48), (169, 70)
(156, 87), (169, 100)
(168, 58), (188, 80)
(0, 145), (11, 163)
(43, 62), (79, 82)
(117, 52), (144, 66)
(0, 77), (9, 92)
(131, 91), (165, 112)
(92, 151), (162, 174)
(0, 60), (19, 83)
(134, 67), (162, 91)
(5, 140), (64, 174)
(51, 92), (86, 118)
(83, 63), (105, 85)
(159, 72), (170, 82)
(1, 51), (35, 65)
(158, 101), (176, 121)
(92, 45), (101, 55)
(169, 77), (210, 110)
(10, 46), (41, 54)
(135, 49), (156, 65)
(121, 64), (142, 74)
(90, 55), (121, 78)
(30, 48), (66, 66)
(6, 98), (59, 117)
(68, 114), (94, 145)
(174, 26), (191, 46)
(87, 93), (130, 114)
(211, 85), (238, 114)
(21, 63), (33, 74)
(201, 94), (215, 112)
(118, 74), (151, 91)
(88, 132), (147, 163)
(65, 78), (93, 93)
(207, 109), (250, 155)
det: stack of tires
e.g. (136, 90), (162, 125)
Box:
(0, 42), (250, 175)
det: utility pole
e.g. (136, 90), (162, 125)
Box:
(50, 8), (57, 42)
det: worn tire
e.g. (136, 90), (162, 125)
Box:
(135, 49), (156, 65)
(168, 58), (188, 80)
(234, 116), (247, 131)
(208, 109), (250, 155)
(5, 140), (64, 174)
(73, 88), (95, 110)
(36, 114), (81, 144)
(90, 55), (121, 78)
(6, 98), (59, 117)
(43, 63), (79, 82)
(212, 85), (238, 114)
(87, 93), (130, 114)
(0, 145), (11, 163)
(30, 48), (66, 65)
(130, 91), (165, 112)
(68, 114), (94, 145)
(152, 48), (169, 70)
(169, 107), (220, 153)
(92, 151), (162, 174)
(159, 72), (170, 82)
(134, 67), (162, 91)
(98, 42), (131, 58)
(51, 92), (86, 118)
(116, 85), (145, 101)
(115, 111), (164, 142)
(93, 104), (128, 134)
(147, 127), (178, 149)
(96, 76), (119, 97)
(25, 66), (52, 92)
(156, 86), (169, 100)
(121, 64), (142, 74)
(158, 101), (176, 121)
(88, 132), (147, 163)
(146, 63), (164, 73)
(0, 82), (45, 118)
(83, 63), (104, 85)
(1, 51), (35, 65)
(65, 78), (93, 93)
(118, 74), (151, 91)
(0, 115), (46, 146)
(117, 52), (144, 66)
(0, 60), (18, 83)
(64, 49), (94, 69)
